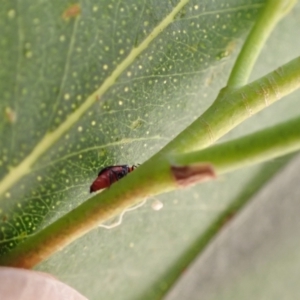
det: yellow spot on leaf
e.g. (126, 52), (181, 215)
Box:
(5, 107), (17, 123)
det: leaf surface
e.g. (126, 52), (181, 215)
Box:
(1, 0), (300, 299)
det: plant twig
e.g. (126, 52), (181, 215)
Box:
(0, 2), (299, 269)
(227, 0), (297, 88)
(1, 110), (300, 268)
(160, 56), (300, 153)
(173, 115), (300, 174)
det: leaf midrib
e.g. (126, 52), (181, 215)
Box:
(0, 0), (190, 199)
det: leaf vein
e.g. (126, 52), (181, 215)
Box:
(0, 0), (190, 199)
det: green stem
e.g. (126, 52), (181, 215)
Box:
(174, 116), (300, 174)
(160, 56), (300, 154)
(1, 115), (300, 268)
(0, 3), (299, 269)
(227, 0), (296, 88)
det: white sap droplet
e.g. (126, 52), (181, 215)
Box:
(151, 199), (163, 211)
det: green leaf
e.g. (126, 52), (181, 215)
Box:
(0, 0), (262, 253)
(1, 0), (299, 299)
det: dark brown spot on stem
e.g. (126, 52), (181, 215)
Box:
(171, 163), (216, 188)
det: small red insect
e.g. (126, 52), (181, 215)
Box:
(90, 165), (138, 193)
